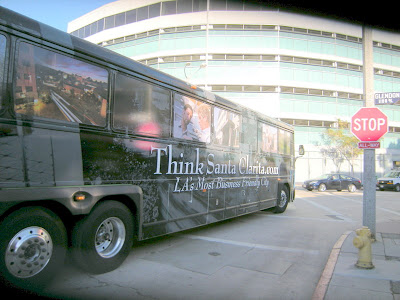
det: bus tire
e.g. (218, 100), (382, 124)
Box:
(71, 201), (134, 274)
(0, 207), (67, 290)
(274, 185), (289, 214)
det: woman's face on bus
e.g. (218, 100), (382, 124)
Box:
(198, 112), (209, 130)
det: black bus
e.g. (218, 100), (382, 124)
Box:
(0, 6), (295, 289)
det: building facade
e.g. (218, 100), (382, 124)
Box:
(68, 0), (400, 182)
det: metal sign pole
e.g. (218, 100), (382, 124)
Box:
(362, 26), (376, 239)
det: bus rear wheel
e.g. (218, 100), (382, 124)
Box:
(0, 207), (67, 290)
(71, 201), (134, 274)
(274, 185), (289, 213)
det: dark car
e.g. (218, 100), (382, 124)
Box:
(303, 173), (362, 192)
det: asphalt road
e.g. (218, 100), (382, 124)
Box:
(24, 188), (400, 300)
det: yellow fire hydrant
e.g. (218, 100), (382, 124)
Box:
(353, 226), (374, 269)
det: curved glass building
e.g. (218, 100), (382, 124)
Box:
(68, 0), (400, 181)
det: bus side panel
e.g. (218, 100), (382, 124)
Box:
(80, 132), (170, 237)
(0, 122), (84, 188)
(81, 134), (267, 239)
(81, 133), (209, 239)
(0, 123), (25, 188)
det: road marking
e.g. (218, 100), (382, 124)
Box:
(266, 214), (355, 223)
(330, 194), (400, 217)
(183, 234), (319, 255)
(297, 197), (355, 222)
(379, 207), (400, 216)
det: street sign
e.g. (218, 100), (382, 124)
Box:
(351, 107), (388, 141)
(375, 92), (400, 105)
(358, 141), (380, 149)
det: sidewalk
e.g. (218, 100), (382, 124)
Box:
(313, 231), (400, 300)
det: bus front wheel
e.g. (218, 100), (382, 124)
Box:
(71, 201), (134, 274)
(274, 185), (289, 214)
(0, 207), (67, 290)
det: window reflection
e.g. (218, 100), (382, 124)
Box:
(0, 34), (6, 108)
(260, 123), (277, 153)
(279, 129), (292, 155)
(214, 107), (240, 147)
(14, 42), (108, 126)
(113, 73), (171, 137)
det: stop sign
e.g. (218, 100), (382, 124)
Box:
(351, 107), (388, 141)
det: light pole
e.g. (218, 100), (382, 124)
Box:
(184, 62), (207, 82)
(362, 25), (376, 239)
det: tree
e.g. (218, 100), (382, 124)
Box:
(321, 119), (363, 175)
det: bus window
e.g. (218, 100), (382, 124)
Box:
(260, 123), (277, 153)
(113, 73), (171, 137)
(173, 93), (211, 143)
(214, 107), (240, 147)
(279, 129), (291, 155)
(14, 42), (108, 126)
(0, 34), (6, 108)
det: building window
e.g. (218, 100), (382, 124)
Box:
(193, 0), (207, 11)
(162, 1), (177, 15)
(177, 0), (192, 13)
(137, 6), (149, 21)
(105, 15), (115, 29)
(115, 12), (126, 27)
(210, 0), (226, 10)
(126, 9), (137, 23)
(149, 3), (161, 17)
(227, 0), (243, 11)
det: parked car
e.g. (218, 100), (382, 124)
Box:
(377, 170), (400, 192)
(303, 173), (362, 192)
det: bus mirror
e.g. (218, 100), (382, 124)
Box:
(299, 145), (305, 156)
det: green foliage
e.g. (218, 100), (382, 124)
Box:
(321, 119), (363, 173)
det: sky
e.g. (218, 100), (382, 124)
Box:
(0, 0), (114, 32)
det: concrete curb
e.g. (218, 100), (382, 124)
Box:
(312, 230), (353, 300)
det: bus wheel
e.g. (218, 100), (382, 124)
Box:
(0, 207), (67, 290)
(71, 201), (134, 274)
(274, 185), (289, 214)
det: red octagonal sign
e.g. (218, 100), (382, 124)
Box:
(351, 107), (388, 142)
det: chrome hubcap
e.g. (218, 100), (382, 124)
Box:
(6, 227), (52, 278)
(95, 217), (126, 258)
(278, 190), (288, 207)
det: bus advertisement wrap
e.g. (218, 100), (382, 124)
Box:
(0, 7), (295, 289)
(151, 144), (279, 193)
